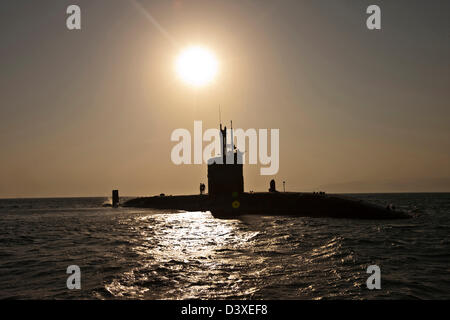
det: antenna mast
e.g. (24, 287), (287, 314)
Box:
(231, 120), (234, 150)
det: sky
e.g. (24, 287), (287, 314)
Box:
(0, 0), (449, 198)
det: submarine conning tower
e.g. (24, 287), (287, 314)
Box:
(207, 121), (244, 197)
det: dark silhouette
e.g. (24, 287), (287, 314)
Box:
(123, 121), (408, 220)
(124, 192), (409, 220)
(200, 183), (206, 195)
(112, 190), (119, 207)
(269, 179), (276, 192)
(207, 122), (244, 197)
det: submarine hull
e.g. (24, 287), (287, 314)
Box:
(123, 192), (410, 220)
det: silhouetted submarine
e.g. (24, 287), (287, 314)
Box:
(123, 122), (409, 220)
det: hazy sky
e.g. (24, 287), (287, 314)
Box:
(1, 0), (449, 198)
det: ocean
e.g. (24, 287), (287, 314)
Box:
(0, 193), (449, 299)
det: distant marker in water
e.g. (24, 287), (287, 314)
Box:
(112, 190), (119, 207)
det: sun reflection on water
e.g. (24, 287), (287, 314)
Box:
(102, 210), (373, 300)
(105, 211), (263, 299)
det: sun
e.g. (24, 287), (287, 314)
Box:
(175, 46), (218, 87)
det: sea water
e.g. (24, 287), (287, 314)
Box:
(0, 193), (449, 299)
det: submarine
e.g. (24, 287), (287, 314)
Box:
(124, 122), (410, 220)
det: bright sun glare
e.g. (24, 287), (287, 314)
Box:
(175, 46), (218, 87)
